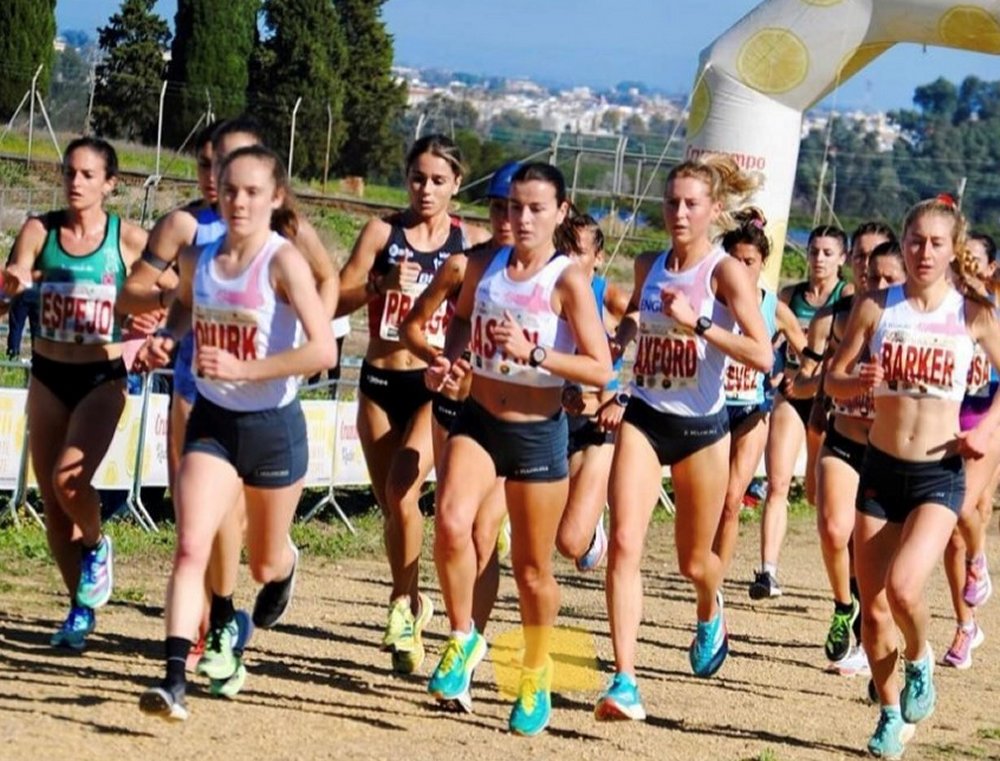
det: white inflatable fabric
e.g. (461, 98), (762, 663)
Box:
(688, 0), (1000, 288)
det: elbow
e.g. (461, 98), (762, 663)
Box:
(751, 348), (773, 374)
(590, 365), (615, 389)
(316, 338), (338, 372)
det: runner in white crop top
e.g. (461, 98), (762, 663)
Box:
(826, 197), (1000, 757)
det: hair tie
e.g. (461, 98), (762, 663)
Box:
(751, 218), (766, 230)
(936, 193), (957, 209)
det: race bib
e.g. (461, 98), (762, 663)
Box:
(881, 329), (958, 395)
(379, 286), (451, 349)
(39, 282), (116, 344)
(967, 346), (992, 397)
(633, 315), (699, 391)
(831, 388), (875, 419)
(194, 305), (259, 360)
(724, 359), (759, 403)
(469, 303), (545, 380)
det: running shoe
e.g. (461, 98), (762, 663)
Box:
(210, 658), (247, 699)
(963, 553), (993, 608)
(391, 592), (434, 674)
(139, 682), (188, 722)
(827, 644), (870, 677)
(575, 515), (608, 572)
(900, 644), (935, 724)
(234, 608), (254, 653)
(76, 535), (113, 609)
(594, 672), (646, 721)
(825, 597), (860, 662)
(748, 569), (782, 600)
(197, 615), (240, 681)
(381, 597), (412, 651)
(50, 604), (95, 650)
(689, 591), (729, 678)
(942, 623), (985, 670)
(428, 627), (487, 703)
(867, 706), (915, 760)
(508, 657), (553, 737)
(252, 538), (299, 629)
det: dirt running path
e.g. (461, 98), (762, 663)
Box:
(2, 516), (999, 761)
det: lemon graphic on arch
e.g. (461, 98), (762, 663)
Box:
(939, 6), (1000, 54)
(817, 41), (894, 101)
(687, 77), (711, 138)
(737, 28), (810, 95)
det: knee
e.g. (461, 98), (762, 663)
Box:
(512, 560), (551, 598)
(677, 547), (711, 584)
(174, 535), (211, 574)
(51, 468), (86, 506)
(608, 523), (643, 572)
(720, 491), (743, 527)
(818, 513), (852, 550)
(435, 504), (473, 556)
(555, 519), (586, 560)
(765, 475), (792, 500)
(885, 575), (922, 616)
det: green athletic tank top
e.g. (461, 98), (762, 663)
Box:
(785, 278), (847, 368)
(36, 211), (126, 344)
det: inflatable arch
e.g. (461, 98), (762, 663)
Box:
(686, 0), (1000, 287)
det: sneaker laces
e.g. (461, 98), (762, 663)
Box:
(905, 659), (928, 697)
(66, 607), (89, 632)
(948, 627), (972, 657)
(386, 601), (411, 640)
(828, 609), (852, 643)
(517, 668), (544, 714)
(438, 637), (465, 676)
(872, 710), (894, 744)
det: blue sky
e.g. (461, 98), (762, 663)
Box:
(57, 0), (1000, 110)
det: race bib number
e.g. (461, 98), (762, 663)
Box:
(39, 282), (116, 344)
(881, 329), (957, 394)
(832, 388), (875, 419)
(194, 305), (259, 360)
(632, 315), (699, 391)
(470, 303), (543, 379)
(724, 359), (759, 403)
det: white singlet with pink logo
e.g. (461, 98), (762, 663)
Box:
(870, 284), (973, 402)
(192, 231), (301, 411)
(631, 246), (735, 416)
(470, 246), (576, 388)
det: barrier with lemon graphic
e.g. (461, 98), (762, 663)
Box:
(688, 0), (1000, 288)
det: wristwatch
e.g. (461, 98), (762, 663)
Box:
(528, 345), (547, 367)
(694, 316), (713, 336)
(614, 391), (631, 407)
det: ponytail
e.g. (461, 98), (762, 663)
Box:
(667, 154), (761, 233)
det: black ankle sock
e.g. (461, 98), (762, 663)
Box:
(834, 599), (855, 615)
(165, 636), (192, 690)
(849, 577), (863, 640)
(210, 594), (236, 630)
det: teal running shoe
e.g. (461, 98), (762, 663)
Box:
(900, 644), (936, 724)
(689, 591), (729, 678)
(867, 706), (915, 759)
(50, 604), (95, 650)
(428, 627), (487, 702)
(197, 615), (240, 681)
(508, 658), (553, 737)
(76, 535), (113, 609)
(594, 672), (646, 721)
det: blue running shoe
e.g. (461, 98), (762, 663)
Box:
(689, 591), (729, 678)
(76, 535), (113, 609)
(867, 706), (915, 759)
(428, 627), (487, 702)
(233, 609), (254, 654)
(594, 672), (646, 721)
(508, 658), (553, 737)
(900, 644), (936, 724)
(50, 604), (95, 650)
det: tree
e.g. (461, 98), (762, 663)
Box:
(250, 0), (348, 177)
(600, 108), (622, 133)
(0, 1), (56, 119)
(913, 77), (958, 120)
(49, 46), (91, 133)
(165, 0), (258, 146)
(334, 0), (407, 179)
(91, 0), (171, 141)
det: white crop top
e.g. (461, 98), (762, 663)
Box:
(193, 231), (301, 411)
(870, 284), (973, 403)
(469, 247), (576, 388)
(630, 246), (735, 416)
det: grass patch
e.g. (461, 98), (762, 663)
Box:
(977, 727), (1000, 741)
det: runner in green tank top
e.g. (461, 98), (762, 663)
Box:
(2, 137), (147, 651)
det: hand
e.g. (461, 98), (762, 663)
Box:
(442, 356), (471, 395)
(660, 287), (697, 330)
(958, 427), (989, 460)
(144, 335), (175, 369)
(195, 346), (245, 381)
(858, 360), (884, 390)
(424, 354), (451, 392)
(561, 384), (585, 415)
(608, 335), (625, 363)
(596, 397), (626, 432)
(383, 251), (421, 292)
(3, 264), (35, 296)
(778, 373), (799, 399)
(128, 308), (166, 337)
(492, 310), (532, 362)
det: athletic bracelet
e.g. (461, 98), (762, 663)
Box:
(141, 248), (171, 272)
(801, 347), (825, 363)
(153, 328), (175, 341)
